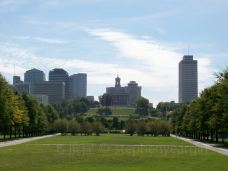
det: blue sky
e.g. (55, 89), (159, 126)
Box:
(0, 0), (227, 105)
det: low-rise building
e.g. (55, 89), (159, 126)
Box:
(32, 94), (49, 105)
(14, 83), (30, 94)
(86, 96), (95, 103)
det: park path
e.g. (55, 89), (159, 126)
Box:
(0, 133), (60, 148)
(171, 134), (228, 156)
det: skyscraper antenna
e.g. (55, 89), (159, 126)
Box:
(187, 44), (190, 55)
(13, 64), (15, 76)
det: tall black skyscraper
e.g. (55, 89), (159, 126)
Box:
(179, 55), (198, 103)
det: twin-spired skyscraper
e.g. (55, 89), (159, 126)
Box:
(178, 55), (198, 103)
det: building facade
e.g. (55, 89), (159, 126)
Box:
(24, 68), (45, 83)
(13, 76), (23, 85)
(179, 55), (198, 103)
(49, 68), (69, 99)
(14, 83), (30, 94)
(32, 94), (49, 105)
(127, 81), (142, 106)
(106, 76), (141, 106)
(86, 96), (94, 103)
(69, 73), (87, 99)
(30, 81), (65, 103)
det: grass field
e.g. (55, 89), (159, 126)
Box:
(0, 134), (228, 171)
(85, 107), (136, 120)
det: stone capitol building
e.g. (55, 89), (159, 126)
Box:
(106, 76), (141, 106)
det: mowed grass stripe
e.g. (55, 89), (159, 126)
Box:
(30, 144), (194, 147)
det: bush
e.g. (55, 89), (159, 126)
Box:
(96, 107), (112, 116)
(125, 121), (136, 136)
(52, 119), (68, 135)
(125, 119), (170, 136)
(68, 120), (80, 135)
(136, 121), (148, 136)
(159, 121), (170, 136)
(92, 122), (104, 136)
(147, 121), (160, 136)
(80, 122), (92, 135)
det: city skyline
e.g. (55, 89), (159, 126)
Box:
(12, 67), (88, 103)
(0, 0), (227, 105)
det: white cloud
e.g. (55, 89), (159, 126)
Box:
(14, 36), (68, 44)
(0, 28), (215, 104)
(87, 28), (214, 99)
(0, 43), (142, 86)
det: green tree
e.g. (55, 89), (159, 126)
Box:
(135, 97), (149, 117)
(52, 119), (68, 135)
(149, 107), (159, 117)
(148, 121), (160, 136)
(125, 120), (136, 136)
(99, 93), (112, 107)
(96, 107), (112, 116)
(112, 117), (119, 130)
(80, 122), (92, 135)
(92, 122), (104, 136)
(46, 104), (59, 123)
(136, 121), (148, 136)
(159, 120), (170, 136)
(0, 74), (12, 139)
(36, 105), (48, 134)
(170, 68), (228, 144)
(68, 120), (80, 135)
(10, 93), (29, 138)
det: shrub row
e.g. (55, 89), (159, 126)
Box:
(51, 119), (104, 136)
(125, 120), (170, 136)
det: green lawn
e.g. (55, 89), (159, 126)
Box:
(29, 134), (190, 145)
(0, 134), (228, 171)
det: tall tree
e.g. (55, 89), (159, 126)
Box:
(170, 68), (228, 144)
(135, 97), (149, 117)
(0, 74), (11, 139)
(46, 104), (59, 123)
(99, 93), (112, 107)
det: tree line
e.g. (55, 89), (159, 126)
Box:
(51, 119), (104, 136)
(52, 98), (93, 118)
(50, 118), (171, 137)
(0, 74), (59, 140)
(125, 119), (170, 136)
(171, 68), (228, 144)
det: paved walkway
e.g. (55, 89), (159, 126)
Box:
(0, 133), (60, 148)
(171, 134), (228, 156)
